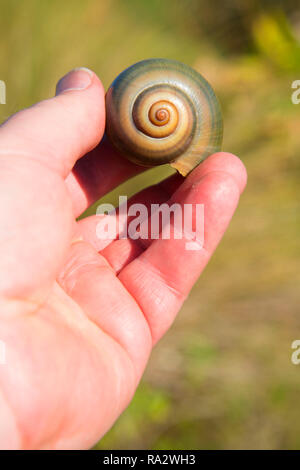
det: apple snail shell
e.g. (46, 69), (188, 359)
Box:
(105, 58), (223, 176)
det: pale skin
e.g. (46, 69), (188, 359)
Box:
(0, 68), (247, 449)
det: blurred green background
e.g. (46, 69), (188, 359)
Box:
(1, 0), (300, 450)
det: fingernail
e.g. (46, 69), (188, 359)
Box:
(56, 67), (93, 94)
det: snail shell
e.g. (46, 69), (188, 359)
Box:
(105, 58), (223, 176)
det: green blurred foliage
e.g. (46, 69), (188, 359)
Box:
(0, 0), (300, 450)
(253, 11), (300, 71)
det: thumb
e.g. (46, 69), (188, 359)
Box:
(0, 67), (105, 176)
(0, 68), (104, 313)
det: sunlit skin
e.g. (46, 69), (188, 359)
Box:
(0, 68), (247, 449)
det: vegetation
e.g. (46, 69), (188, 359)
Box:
(0, 0), (299, 450)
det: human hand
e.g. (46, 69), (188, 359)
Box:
(0, 68), (247, 449)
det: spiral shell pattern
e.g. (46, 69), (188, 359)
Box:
(105, 58), (223, 176)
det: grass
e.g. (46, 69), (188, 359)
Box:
(0, 0), (300, 450)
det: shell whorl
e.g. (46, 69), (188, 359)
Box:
(105, 58), (223, 176)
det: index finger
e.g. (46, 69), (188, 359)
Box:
(118, 153), (247, 343)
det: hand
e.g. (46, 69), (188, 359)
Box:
(0, 67), (247, 449)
